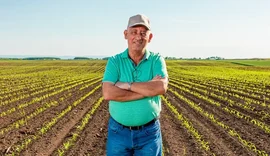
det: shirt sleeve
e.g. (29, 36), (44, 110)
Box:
(153, 55), (168, 78)
(102, 57), (119, 84)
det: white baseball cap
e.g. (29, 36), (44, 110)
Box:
(127, 14), (151, 30)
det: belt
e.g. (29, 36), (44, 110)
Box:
(120, 117), (159, 130)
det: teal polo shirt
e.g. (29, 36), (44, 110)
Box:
(102, 48), (168, 126)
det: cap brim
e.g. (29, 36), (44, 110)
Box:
(129, 23), (150, 30)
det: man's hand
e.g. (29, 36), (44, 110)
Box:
(114, 75), (162, 90)
(115, 82), (129, 90)
(151, 75), (163, 81)
(127, 75), (168, 97)
(102, 82), (145, 101)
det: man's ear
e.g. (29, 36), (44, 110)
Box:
(148, 33), (153, 43)
(124, 30), (128, 39)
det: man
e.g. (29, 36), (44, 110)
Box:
(102, 14), (168, 156)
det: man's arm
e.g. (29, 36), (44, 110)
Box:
(129, 54), (169, 97)
(131, 76), (168, 96)
(102, 82), (145, 101)
(115, 75), (168, 97)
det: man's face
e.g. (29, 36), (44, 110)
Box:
(124, 25), (153, 52)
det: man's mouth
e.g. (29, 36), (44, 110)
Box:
(133, 41), (143, 45)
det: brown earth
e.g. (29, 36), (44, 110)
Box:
(1, 85), (270, 156)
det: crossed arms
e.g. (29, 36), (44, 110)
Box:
(102, 75), (168, 102)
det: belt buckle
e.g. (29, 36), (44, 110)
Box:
(128, 126), (140, 130)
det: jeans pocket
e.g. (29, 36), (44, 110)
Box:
(144, 120), (160, 136)
(109, 118), (122, 134)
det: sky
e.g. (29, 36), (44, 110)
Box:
(0, 0), (269, 59)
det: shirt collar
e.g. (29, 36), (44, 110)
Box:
(121, 48), (150, 60)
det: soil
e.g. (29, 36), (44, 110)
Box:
(1, 83), (270, 156)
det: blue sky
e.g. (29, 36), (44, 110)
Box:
(0, 0), (269, 59)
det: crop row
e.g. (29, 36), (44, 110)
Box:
(0, 77), (102, 117)
(169, 80), (270, 134)
(8, 84), (101, 155)
(168, 88), (268, 156)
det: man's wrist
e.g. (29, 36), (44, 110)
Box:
(127, 82), (133, 90)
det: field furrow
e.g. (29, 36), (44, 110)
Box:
(1, 60), (270, 156)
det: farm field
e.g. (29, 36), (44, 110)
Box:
(0, 59), (270, 156)
(226, 59), (270, 67)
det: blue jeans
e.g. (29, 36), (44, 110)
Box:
(106, 117), (162, 156)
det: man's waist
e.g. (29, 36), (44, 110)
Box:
(111, 116), (159, 130)
(109, 99), (161, 126)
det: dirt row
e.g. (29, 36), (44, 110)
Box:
(1, 88), (207, 155)
(172, 77), (270, 114)
(1, 87), (270, 155)
(21, 92), (103, 156)
(0, 76), (100, 114)
(168, 84), (270, 155)
(0, 77), (100, 129)
(169, 77), (270, 126)
(0, 80), (101, 154)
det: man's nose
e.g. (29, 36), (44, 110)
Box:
(135, 35), (143, 40)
